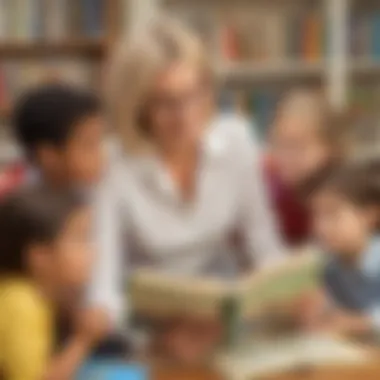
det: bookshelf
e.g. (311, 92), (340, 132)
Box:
(0, 0), (127, 164)
(132, 0), (380, 139)
(0, 39), (106, 58)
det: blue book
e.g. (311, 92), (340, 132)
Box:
(77, 361), (147, 380)
(371, 12), (380, 60)
(82, 0), (103, 37)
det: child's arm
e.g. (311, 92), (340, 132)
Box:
(44, 308), (110, 380)
(297, 287), (373, 336)
(321, 309), (372, 336)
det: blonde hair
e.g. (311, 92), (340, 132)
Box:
(276, 88), (352, 158)
(106, 16), (215, 154)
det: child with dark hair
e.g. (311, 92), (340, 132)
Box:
(304, 160), (380, 337)
(5, 84), (122, 367)
(0, 187), (106, 380)
(12, 83), (105, 190)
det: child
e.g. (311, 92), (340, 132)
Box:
(266, 89), (350, 246)
(10, 85), (120, 360)
(0, 187), (106, 380)
(12, 83), (105, 190)
(305, 161), (380, 337)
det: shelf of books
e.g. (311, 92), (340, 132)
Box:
(0, 0), (125, 165)
(161, 0), (326, 137)
(159, 0), (380, 138)
(348, 0), (380, 151)
(0, 40), (106, 58)
(349, 0), (380, 80)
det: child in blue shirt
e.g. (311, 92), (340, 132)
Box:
(306, 160), (380, 337)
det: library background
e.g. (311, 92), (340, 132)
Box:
(0, 0), (380, 165)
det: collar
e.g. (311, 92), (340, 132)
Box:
(202, 117), (226, 160)
(360, 235), (380, 278)
(142, 117), (226, 198)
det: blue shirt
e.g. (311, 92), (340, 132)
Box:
(323, 236), (380, 330)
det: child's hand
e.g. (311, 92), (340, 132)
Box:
(156, 317), (222, 365)
(318, 311), (371, 337)
(75, 307), (111, 346)
(293, 288), (327, 331)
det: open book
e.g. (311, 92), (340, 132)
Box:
(129, 252), (322, 344)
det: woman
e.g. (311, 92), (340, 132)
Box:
(90, 17), (283, 361)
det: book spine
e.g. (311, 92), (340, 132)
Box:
(45, 0), (68, 40)
(220, 22), (240, 62)
(82, 0), (103, 38)
(0, 0), (8, 39)
(302, 10), (322, 61)
(371, 12), (380, 60)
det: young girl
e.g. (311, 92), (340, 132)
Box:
(0, 187), (106, 380)
(266, 88), (350, 246)
(305, 161), (380, 337)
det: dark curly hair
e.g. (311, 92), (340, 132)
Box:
(0, 187), (86, 275)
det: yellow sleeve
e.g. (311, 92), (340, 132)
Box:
(2, 292), (53, 380)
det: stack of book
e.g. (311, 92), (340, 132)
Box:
(218, 6), (325, 63)
(0, 0), (104, 41)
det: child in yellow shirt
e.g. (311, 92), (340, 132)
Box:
(0, 187), (102, 380)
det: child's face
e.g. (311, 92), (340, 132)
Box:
(62, 114), (105, 186)
(270, 114), (332, 187)
(39, 114), (105, 187)
(44, 206), (93, 293)
(311, 189), (374, 256)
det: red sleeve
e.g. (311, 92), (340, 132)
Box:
(0, 163), (27, 199)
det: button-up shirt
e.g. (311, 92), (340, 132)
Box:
(89, 114), (284, 325)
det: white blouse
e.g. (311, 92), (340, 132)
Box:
(89, 114), (284, 325)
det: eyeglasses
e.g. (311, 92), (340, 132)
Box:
(147, 85), (210, 114)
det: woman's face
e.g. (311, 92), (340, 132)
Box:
(146, 61), (212, 152)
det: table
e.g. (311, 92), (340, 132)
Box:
(154, 357), (380, 380)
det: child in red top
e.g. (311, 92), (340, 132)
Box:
(265, 89), (349, 246)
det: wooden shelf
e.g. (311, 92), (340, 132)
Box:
(0, 39), (107, 58)
(350, 59), (380, 80)
(219, 61), (325, 86)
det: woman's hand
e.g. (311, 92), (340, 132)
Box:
(156, 316), (222, 365)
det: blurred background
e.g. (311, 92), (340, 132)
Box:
(1, 0), (380, 164)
